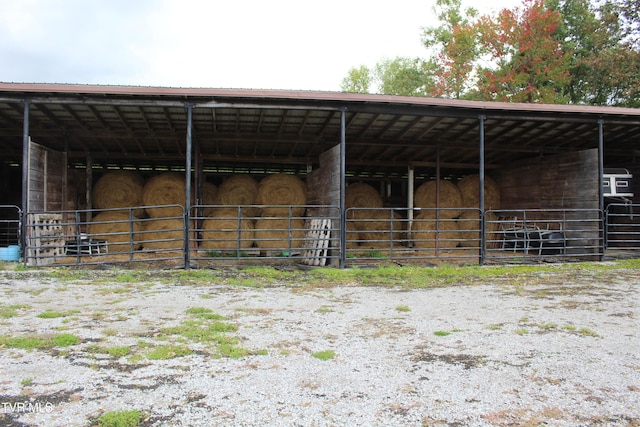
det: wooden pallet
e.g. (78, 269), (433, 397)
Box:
(301, 218), (332, 266)
(27, 213), (65, 266)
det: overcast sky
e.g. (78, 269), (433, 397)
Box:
(0, 0), (522, 92)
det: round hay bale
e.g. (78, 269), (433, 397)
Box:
(351, 209), (406, 247)
(88, 211), (142, 251)
(412, 213), (461, 249)
(256, 174), (307, 217)
(456, 211), (501, 248)
(254, 218), (305, 250)
(216, 174), (259, 217)
(92, 170), (145, 217)
(197, 181), (219, 217)
(345, 220), (361, 249)
(414, 180), (463, 219)
(457, 175), (501, 210)
(140, 218), (185, 250)
(345, 182), (383, 209)
(143, 173), (186, 218)
(200, 208), (255, 250)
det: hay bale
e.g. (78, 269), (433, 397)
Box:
(345, 220), (361, 249)
(200, 208), (255, 250)
(215, 174), (259, 217)
(88, 211), (142, 251)
(143, 173), (186, 218)
(456, 211), (501, 248)
(457, 175), (501, 210)
(414, 180), (463, 219)
(351, 209), (406, 247)
(345, 182), (383, 209)
(256, 174), (307, 217)
(254, 218), (305, 250)
(412, 213), (460, 249)
(92, 170), (145, 217)
(140, 218), (185, 250)
(198, 181), (219, 217)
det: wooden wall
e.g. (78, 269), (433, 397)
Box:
(27, 140), (67, 213)
(499, 149), (601, 256)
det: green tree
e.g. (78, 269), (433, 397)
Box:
(340, 65), (372, 94)
(374, 57), (436, 96)
(421, 0), (480, 98)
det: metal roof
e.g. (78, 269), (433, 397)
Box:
(1, 83), (639, 179)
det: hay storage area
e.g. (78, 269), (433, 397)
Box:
(414, 180), (463, 218)
(456, 210), (500, 248)
(200, 208), (255, 250)
(140, 218), (185, 251)
(92, 170), (145, 217)
(346, 182), (383, 209)
(215, 174), (260, 217)
(143, 172), (187, 218)
(254, 218), (305, 250)
(350, 209), (406, 248)
(257, 174), (307, 217)
(457, 175), (501, 210)
(412, 213), (461, 249)
(198, 181), (219, 216)
(88, 210), (142, 251)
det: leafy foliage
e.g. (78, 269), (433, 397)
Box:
(341, 0), (639, 106)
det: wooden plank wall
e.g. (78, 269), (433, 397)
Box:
(27, 140), (67, 212)
(499, 149), (600, 255)
(306, 143), (340, 210)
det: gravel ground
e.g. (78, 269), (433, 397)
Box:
(0, 265), (639, 427)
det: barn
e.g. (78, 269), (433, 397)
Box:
(1, 83), (639, 267)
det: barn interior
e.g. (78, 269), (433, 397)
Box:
(1, 84), (639, 266)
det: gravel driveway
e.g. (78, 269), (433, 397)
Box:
(0, 264), (639, 426)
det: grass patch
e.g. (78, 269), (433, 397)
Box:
(578, 327), (600, 337)
(146, 344), (193, 360)
(95, 409), (145, 427)
(36, 309), (80, 319)
(311, 350), (335, 361)
(395, 305), (410, 312)
(0, 333), (80, 350)
(0, 304), (29, 318)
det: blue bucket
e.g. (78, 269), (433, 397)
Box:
(0, 245), (20, 262)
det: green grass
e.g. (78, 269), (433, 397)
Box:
(37, 309), (80, 319)
(311, 350), (335, 361)
(95, 409), (145, 427)
(0, 333), (80, 350)
(146, 344), (193, 360)
(433, 330), (451, 337)
(0, 304), (29, 318)
(395, 305), (410, 312)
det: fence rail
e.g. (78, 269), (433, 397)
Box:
(15, 204), (637, 267)
(0, 205), (21, 247)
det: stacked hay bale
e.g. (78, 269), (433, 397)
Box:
(215, 174), (259, 217)
(92, 170), (145, 217)
(414, 179), (464, 218)
(200, 207), (255, 250)
(140, 218), (185, 251)
(257, 173), (307, 217)
(142, 172), (186, 218)
(88, 211), (142, 251)
(198, 181), (219, 217)
(412, 179), (463, 249)
(412, 215), (461, 249)
(345, 182), (396, 248)
(254, 174), (307, 250)
(456, 210), (500, 248)
(457, 175), (501, 211)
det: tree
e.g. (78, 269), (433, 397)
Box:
(421, 0), (481, 98)
(340, 65), (372, 94)
(473, 0), (571, 103)
(374, 57), (436, 96)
